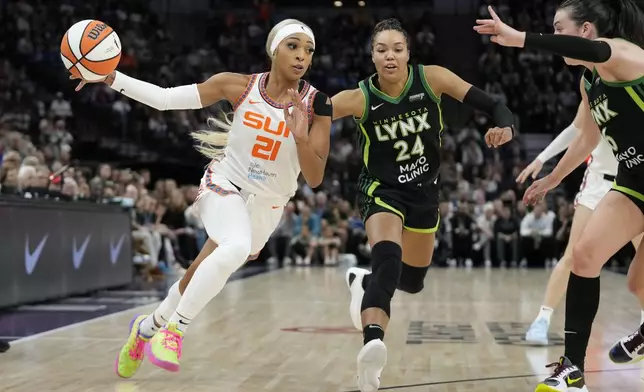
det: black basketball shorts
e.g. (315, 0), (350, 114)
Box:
(611, 169), (644, 214)
(357, 177), (440, 233)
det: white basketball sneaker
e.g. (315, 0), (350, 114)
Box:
(345, 267), (370, 331)
(357, 339), (387, 392)
(525, 317), (550, 345)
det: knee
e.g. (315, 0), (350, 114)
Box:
(370, 241), (403, 294)
(570, 242), (601, 275)
(362, 241), (402, 315)
(227, 238), (252, 262)
(397, 263), (429, 294)
(218, 237), (252, 271)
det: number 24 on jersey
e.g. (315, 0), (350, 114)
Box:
(395, 135), (425, 162)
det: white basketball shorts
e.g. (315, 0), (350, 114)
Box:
(575, 168), (615, 210)
(196, 172), (287, 258)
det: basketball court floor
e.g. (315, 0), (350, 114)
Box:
(1, 267), (643, 391)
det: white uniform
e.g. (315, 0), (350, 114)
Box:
(575, 137), (618, 210)
(196, 73), (319, 256)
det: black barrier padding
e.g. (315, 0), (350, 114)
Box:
(0, 200), (132, 308)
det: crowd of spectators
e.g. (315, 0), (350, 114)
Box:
(3, 0), (632, 281)
(477, 0), (580, 134)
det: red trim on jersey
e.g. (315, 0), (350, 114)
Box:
(232, 74), (258, 111)
(204, 167), (239, 197)
(306, 89), (318, 125)
(574, 166), (591, 208)
(258, 73), (310, 109)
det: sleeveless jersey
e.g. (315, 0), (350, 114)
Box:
(583, 68), (644, 184)
(200, 73), (318, 199)
(355, 64), (443, 191)
(581, 72), (618, 176)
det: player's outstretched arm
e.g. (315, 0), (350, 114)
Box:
(536, 108), (583, 165)
(523, 79), (602, 203)
(517, 103), (585, 182)
(422, 65), (514, 146)
(475, 5), (644, 78)
(73, 71), (249, 111)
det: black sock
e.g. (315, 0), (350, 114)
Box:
(363, 324), (385, 345)
(564, 272), (600, 372)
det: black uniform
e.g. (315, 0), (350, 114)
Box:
(583, 68), (644, 213)
(355, 64), (443, 232)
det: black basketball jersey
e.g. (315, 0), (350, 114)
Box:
(583, 68), (644, 187)
(355, 64), (443, 191)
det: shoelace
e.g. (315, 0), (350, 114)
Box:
(128, 338), (146, 360)
(545, 361), (567, 378)
(161, 330), (183, 359)
(623, 330), (644, 353)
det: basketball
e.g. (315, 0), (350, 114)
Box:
(60, 20), (121, 81)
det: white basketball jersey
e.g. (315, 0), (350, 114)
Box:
(588, 136), (618, 176)
(202, 73), (318, 199)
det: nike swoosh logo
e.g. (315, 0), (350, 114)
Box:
(271, 205), (281, 209)
(72, 235), (91, 270)
(249, 100), (260, 104)
(371, 103), (384, 110)
(567, 376), (582, 384)
(25, 234), (49, 275)
(119, 88), (125, 94)
(110, 235), (125, 265)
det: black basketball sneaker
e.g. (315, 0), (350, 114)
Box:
(535, 356), (588, 392)
(609, 324), (644, 364)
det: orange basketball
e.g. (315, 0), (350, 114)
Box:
(60, 20), (122, 81)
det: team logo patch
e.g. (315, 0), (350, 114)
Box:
(409, 92), (425, 102)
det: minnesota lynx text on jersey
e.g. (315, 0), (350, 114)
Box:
(357, 65), (443, 189)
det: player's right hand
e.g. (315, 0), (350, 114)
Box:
(516, 159), (544, 183)
(474, 6), (526, 48)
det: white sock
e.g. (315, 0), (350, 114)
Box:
(168, 312), (193, 333)
(139, 280), (182, 337)
(640, 309), (644, 325)
(139, 315), (159, 338)
(537, 305), (554, 324)
(170, 244), (248, 334)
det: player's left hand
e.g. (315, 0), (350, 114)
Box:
(283, 88), (309, 144)
(484, 126), (512, 148)
(523, 174), (561, 206)
(474, 6), (526, 48)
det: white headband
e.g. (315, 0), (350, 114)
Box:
(269, 24), (316, 55)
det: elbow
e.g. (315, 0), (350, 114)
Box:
(306, 174), (324, 189)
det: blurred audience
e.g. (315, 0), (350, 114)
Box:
(1, 0), (601, 279)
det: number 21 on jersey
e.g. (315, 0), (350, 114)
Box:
(243, 111), (290, 161)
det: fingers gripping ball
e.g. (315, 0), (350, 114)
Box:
(60, 20), (121, 81)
